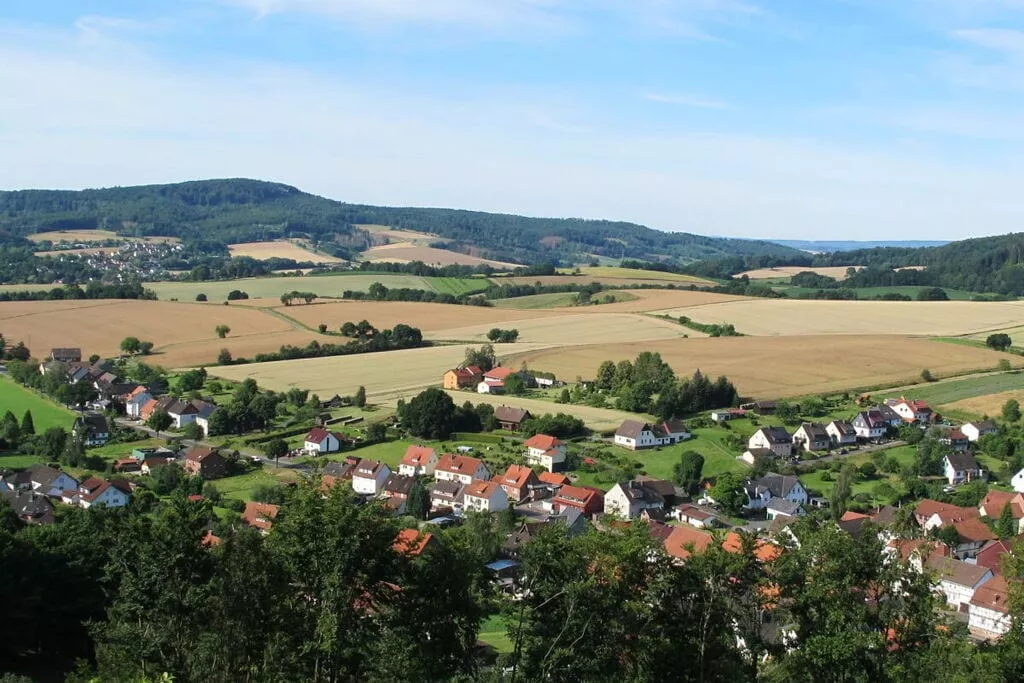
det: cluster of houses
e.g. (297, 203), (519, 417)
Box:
(442, 365), (558, 395)
(0, 464), (133, 522)
(38, 347), (220, 439)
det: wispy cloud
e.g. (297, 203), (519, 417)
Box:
(642, 91), (733, 110)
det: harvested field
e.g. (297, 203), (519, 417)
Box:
(738, 266), (862, 280)
(0, 300), (296, 367)
(356, 224), (437, 243)
(164, 330), (324, 368)
(429, 313), (691, 344)
(147, 273), (441, 301)
(0, 283), (63, 294)
(271, 300), (557, 332)
(34, 247), (118, 257)
(362, 242), (518, 269)
(206, 343), (537, 401)
(654, 299), (1024, 337)
(27, 229), (119, 243)
(941, 389), (1024, 418)
(228, 240), (343, 263)
(550, 288), (744, 313)
(445, 391), (645, 432)
(506, 336), (1024, 399)
(557, 266), (715, 285)
(878, 373), (1024, 409)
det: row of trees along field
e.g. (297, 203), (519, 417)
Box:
(4, 484), (1024, 682)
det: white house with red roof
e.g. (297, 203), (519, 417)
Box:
(242, 501), (280, 535)
(352, 460), (391, 496)
(493, 464), (540, 502)
(63, 477), (131, 509)
(968, 576), (1014, 638)
(304, 428), (342, 454)
(398, 445), (438, 477)
(889, 398), (933, 423)
(435, 454), (490, 485)
(462, 480), (509, 513)
(523, 434), (567, 471)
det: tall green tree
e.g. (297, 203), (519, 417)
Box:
(146, 409), (173, 436)
(402, 388), (458, 439)
(19, 410), (34, 436)
(673, 451), (705, 495)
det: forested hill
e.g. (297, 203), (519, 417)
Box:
(0, 178), (801, 265)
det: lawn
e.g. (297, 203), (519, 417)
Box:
(0, 377), (76, 430)
(773, 285), (984, 301)
(147, 273), (479, 301)
(0, 454), (48, 469)
(87, 437), (167, 461)
(217, 468), (302, 501)
(428, 277), (491, 296)
(479, 614), (515, 654)
(493, 292), (580, 309)
(879, 372), (1024, 408)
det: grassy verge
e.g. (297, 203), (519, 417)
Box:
(479, 614), (515, 654)
(0, 377), (76, 430)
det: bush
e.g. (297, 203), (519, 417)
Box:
(920, 368), (935, 382)
(195, 293), (207, 302)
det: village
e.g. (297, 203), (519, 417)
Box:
(3, 344), (1024, 648)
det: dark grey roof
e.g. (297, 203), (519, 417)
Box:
(615, 419), (650, 439)
(494, 406), (530, 424)
(75, 413), (109, 433)
(829, 420), (856, 435)
(617, 480), (665, 505)
(799, 422), (829, 439)
(323, 461), (356, 478)
(383, 473), (416, 496)
(430, 480), (464, 501)
(969, 420), (998, 432)
(756, 426), (792, 444)
(1, 489), (55, 524)
(752, 473), (801, 499)
(766, 497), (803, 516)
(26, 464), (69, 488)
(945, 453), (981, 471)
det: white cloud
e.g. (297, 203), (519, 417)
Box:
(953, 27), (1024, 52)
(642, 91), (733, 109)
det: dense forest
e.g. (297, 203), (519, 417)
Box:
(0, 178), (801, 266)
(5, 485), (1024, 683)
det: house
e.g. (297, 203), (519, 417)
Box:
(477, 380), (504, 394)
(710, 408), (746, 423)
(484, 367), (515, 383)
(952, 517), (998, 558)
(928, 556), (993, 609)
(851, 410), (889, 441)
(663, 524), (714, 563)
(50, 347), (82, 363)
(494, 406), (531, 431)
(463, 480), (509, 513)
(914, 500), (980, 530)
(876, 404), (904, 427)
(604, 480), (668, 519)
(393, 528), (437, 556)
(321, 459), (360, 492)
(766, 497), (806, 520)
(538, 471), (571, 490)
(304, 427), (342, 454)
(1, 489), (55, 525)
(141, 456), (175, 475)
(747, 427), (793, 457)
(242, 501), (280, 535)
(398, 445), (439, 477)
(739, 448), (776, 465)
(380, 474), (417, 513)
(113, 458), (141, 474)
(164, 399), (218, 430)
(523, 434), (567, 471)
(435, 454), (490, 485)
(943, 453), (984, 486)
(826, 420), (857, 446)
(792, 422), (830, 452)
(429, 480), (465, 511)
(66, 477), (132, 509)
(939, 429), (971, 453)
(968, 576), (1014, 639)
(73, 413), (110, 447)
(192, 402), (218, 437)
(672, 504), (718, 528)
(614, 419), (691, 450)
(443, 365), (483, 390)
(125, 387), (153, 418)
(18, 464), (78, 497)
(962, 420), (998, 443)
(319, 394), (345, 409)
(1013, 467), (1024, 494)
(740, 400), (777, 415)
(743, 473), (808, 511)
(552, 485), (604, 517)
(352, 460), (391, 496)
(493, 464), (540, 503)
(887, 398), (933, 423)
(182, 447), (227, 479)
(976, 539), (1017, 575)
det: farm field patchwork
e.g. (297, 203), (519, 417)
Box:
(227, 240), (343, 263)
(356, 224), (437, 243)
(27, 229), (120, 243)
(447, 390), (648, 432)
(361, 242), (519, 269)
(878, 373), (1024, 417)
(739, 266), (862, 280)
(0, 377), (76, 430)
(508, 336), (1024, 400)
(146, 273), (480, 301)
(556, 266), (716, 285)
(940, 390), (1024, 419)
(654, 299), (1024, 336)
(428, 312), (690, 344)
(270, 300), (559, 333)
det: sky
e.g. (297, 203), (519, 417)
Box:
(2, 1), (1024, 240)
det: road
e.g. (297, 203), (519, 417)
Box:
(812, 439), (906, 463)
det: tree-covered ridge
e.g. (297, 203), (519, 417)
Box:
(0, 178), (802, 265)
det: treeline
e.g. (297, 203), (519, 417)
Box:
(676, 316), (742, 337)
(0, 281), (155, 302)
(5, 488), (1024, 681)
(342, 282), (491, 306)
(225, 322), (424, 365)
(355, 260), (499, 277)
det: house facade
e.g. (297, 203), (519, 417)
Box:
(523, 434), (567, 471)
(73, 413), (110, 447)
(435, 454), (490, 485)
(743, 473), (808, 511)
(352, 460), (391, 496)
(443, 365), (483, 390)
(747, 427), (793, 457)
(792, 422), (830, 452)
(962, 421), (998, 443)
(826, 420), (857, 446)
(494, 406), (531, 431)
(552, 485), (604, 517)
(398, 445), (439, 476)
(429, 480), (465, 511)
(968, 576), (1013, 638)
(614, 419), (690, 451)
(494, 464), (540, 503)
(852, 411), (888, 440)
(604, 480), (666, 519)
(944, 454), (984, 486)
(304, 428), (342, 454)
(889, 398), (933, 423)
(929, 557), (993, 609)
(183, 447), (227, 479)
(242, 501), (280, 535)
(462, 480), (509, 513)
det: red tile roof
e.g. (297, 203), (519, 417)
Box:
(538, 471), (571, 487)
(393, 529), (435, 556)
(464, 480), (502, 500)
(722, 531), (783, 562)
(305, 427), (332, 444)
(436, 453), (484, 475)
(485, 367), (514, 380)
(400, 445), (437, 467)
(664, 525), (714, 561)
(242, 502), (280, 531)
(970, 575), (1012, 614)
(524, 434), (564, 451)
(841, 510), (871, 522)
(889, 538), (951, 564)
(981, 491), (1024, 519)
(495, 464), (536, 490)
(976, 540), (1014, 574)
(954, 517), (997, 543)
(184, 446), (217, 463)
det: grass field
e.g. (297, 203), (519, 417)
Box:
(147, 273), (453, 301)
(509, 336), (1023, 400)
(217, 468), (301, 501)
(556, 266), (715, 285)
(361, 242), (519, 269)
(877, 373), (1024, 415)
(357, 224), (437, 243)
(0, 377), (76, 430)
(428, 277), (492, 296)
(449, 391), (648, 432)
(479, 615), (514, 654)
(775, 285), (984, 301)
(0, 454), (48, 468)
(227, 240), (344, 264)
(493, 291), (639, 310)
(653, 299), (1024, 337)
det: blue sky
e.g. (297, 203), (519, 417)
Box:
(2, 1), (1024, 240)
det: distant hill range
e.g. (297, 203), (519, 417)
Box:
(769, 239), (950, 253)
(0, 178), (801, 266)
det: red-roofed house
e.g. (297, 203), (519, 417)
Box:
(393, 528), (437, 556)
(304, 428), (342, 454)
(979, 491), (1024, 534)
(443, 365), (483, 390)
(435, 454), (490, 485)
(552, 485), (603, 517)
(63, 477), (132, 509)
(722, 531), (783, 562)
(463, 480), (509, 512)
(183, 447), (227, 480)
(968, 575), (1014, 638)
(523, 434), (567, 471)
(242, 501), (280, 535)
(663, 525), (714, 562)
(952, 517), (997, 558)
(914, 500), (979, 531)
(890, 398), (933, 423)
(398, 445), (439, 477)
(538, 471), (571, 489)
(976, 540), (1016, 575)
(494, 464), (540, 503)
(672, 504), (718, 529)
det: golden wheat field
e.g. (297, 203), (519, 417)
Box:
(227, 240), (343, 263)
(542, 288), (742, 313)
(428, 313), (693, 344)
(507, 336), (1024, 399)
(654, 299), (1024, 337)
(270, 300), (559, 332)
(27, 229), (120, 243)
(33, 247), (119, 257)
(361, 242), (518, 268)
(939, 390), (1024, 418)
(444, 391), (644, 431)
(0, 300), (296, 367)
(738, 266), (862, 280)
